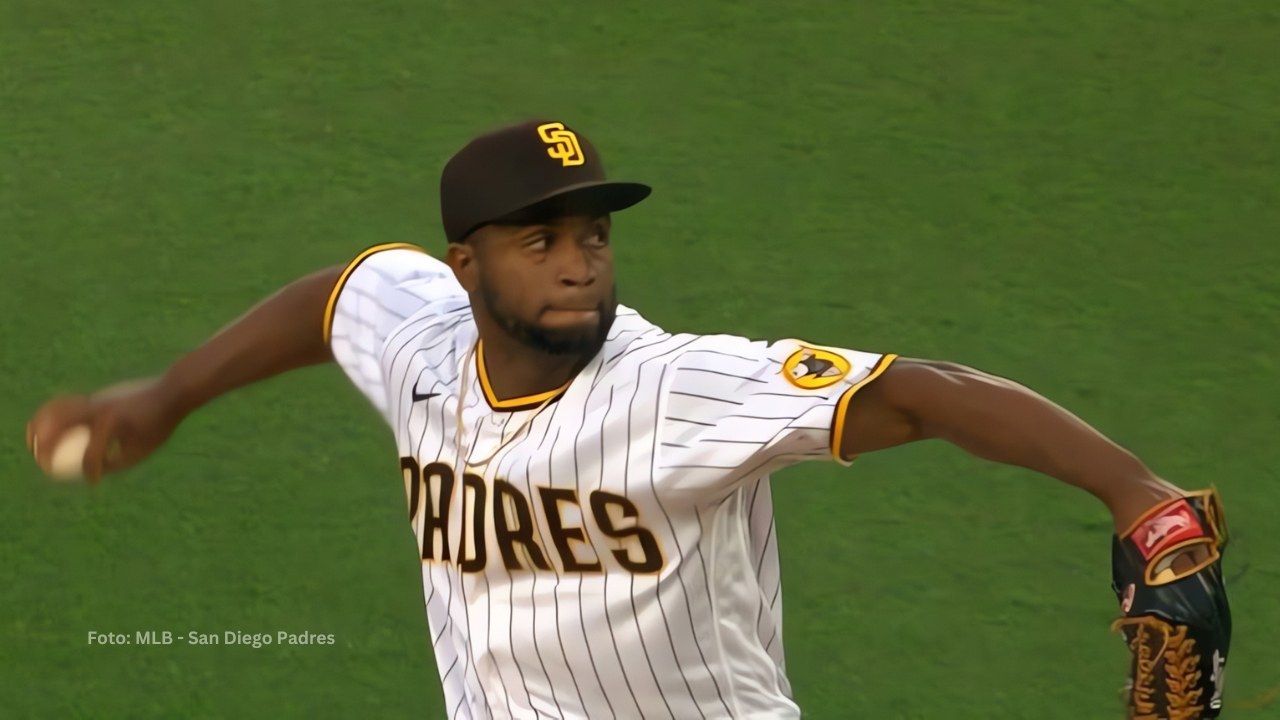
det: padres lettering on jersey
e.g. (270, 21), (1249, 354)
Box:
(402, 459), (665, 574)
(327, 244), (896, 720)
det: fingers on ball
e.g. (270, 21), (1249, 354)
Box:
(84, 412), (120, 482)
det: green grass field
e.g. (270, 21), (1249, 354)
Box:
(3, 1), (1278, 717)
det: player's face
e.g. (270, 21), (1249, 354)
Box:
(467, 214), (617, 357)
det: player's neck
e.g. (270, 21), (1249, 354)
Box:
(476, 334), (585, 403)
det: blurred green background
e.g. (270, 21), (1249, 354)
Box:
(3, 1), (1277, 717)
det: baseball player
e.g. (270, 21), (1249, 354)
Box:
(28, 119), (1232, 718)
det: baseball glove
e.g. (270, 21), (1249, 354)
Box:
(1111, 488), (1232, 719)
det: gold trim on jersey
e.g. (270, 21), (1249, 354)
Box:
(322, 243), (428, 344)
(829, 353), (900, 466)
(475, 340), (574, 411)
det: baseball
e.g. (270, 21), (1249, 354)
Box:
(47, 425), (92, 481)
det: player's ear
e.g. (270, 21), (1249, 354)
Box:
(445, 241), (478, 292)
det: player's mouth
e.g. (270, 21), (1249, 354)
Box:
(541, 306), (601, 327)
(543, 308), (600, 320)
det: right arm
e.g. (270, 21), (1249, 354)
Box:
(28, 265), (344, 482)
(30, 242), (451, 482)
(162, 265), (344, 421)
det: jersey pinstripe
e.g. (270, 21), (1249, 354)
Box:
(327, 244), (897, 719)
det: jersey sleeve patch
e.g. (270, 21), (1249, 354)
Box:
(781, 346), (853, 389)
(657, 336), (895, 493)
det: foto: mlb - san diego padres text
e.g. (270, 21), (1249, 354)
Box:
(86, 630), (334, 647)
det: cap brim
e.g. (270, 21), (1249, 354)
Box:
(523, 180), (652, 216)
(456, 181), (652, 242)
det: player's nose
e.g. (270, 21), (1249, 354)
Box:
(555, 242), (596, 287)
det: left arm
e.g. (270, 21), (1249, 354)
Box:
(839, 357), (1185, 533)
(842, 357), (1232, 718)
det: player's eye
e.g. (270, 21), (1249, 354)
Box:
(525, 234), (551, 251)
(585, 227), (609, 248)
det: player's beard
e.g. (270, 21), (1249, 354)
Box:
(480, 282), (617, 359)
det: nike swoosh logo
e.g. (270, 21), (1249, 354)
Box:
(411, 382), (440, 403)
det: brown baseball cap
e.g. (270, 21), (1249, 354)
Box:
(440, 119), (652, 243)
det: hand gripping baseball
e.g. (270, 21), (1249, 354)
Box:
(27, 377), (182, 484)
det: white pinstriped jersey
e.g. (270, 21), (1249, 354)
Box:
(326, 244), (897, 719)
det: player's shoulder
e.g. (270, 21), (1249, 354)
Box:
(637, 330), (879, 392)
(673, 332), (776, 366)
(338, 243), (460, 301)
(596, 311), (775, 377)
(329, 242), (472, 354)
(673, 333), (876, 368)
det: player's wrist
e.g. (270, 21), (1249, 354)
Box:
(156, 362), (205, 424)
(1101, 474), (1184, 535)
